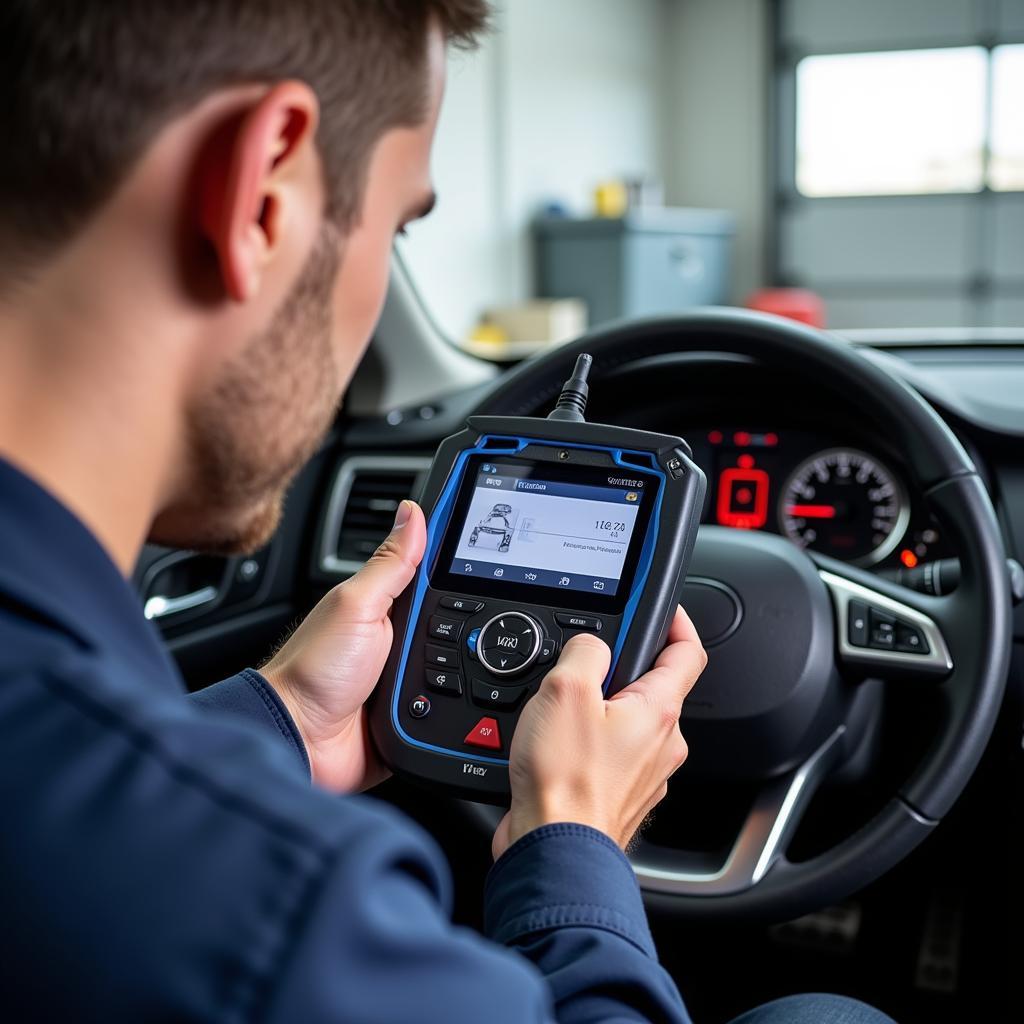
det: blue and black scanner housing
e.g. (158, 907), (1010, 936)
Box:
(370, 356), (707, 803)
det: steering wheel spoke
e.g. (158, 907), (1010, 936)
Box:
(817, 565), (953, 680)
(629, 726), (845, 896)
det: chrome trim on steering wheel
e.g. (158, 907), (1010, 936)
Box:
(630, 727), (845, 896)
(820, 570), (953, 675)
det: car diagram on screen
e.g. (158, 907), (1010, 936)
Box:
(467, 503), (519, 552)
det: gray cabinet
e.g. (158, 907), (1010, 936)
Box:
(535, 208), (735, 325)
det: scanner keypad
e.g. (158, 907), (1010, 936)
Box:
(397, 590), (622, 758)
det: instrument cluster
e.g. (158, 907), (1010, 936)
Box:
(685, 427), (951, 569)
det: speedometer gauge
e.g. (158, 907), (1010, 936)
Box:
(779, 449), (909, 566)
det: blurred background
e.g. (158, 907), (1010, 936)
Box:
(398, 0), (1024, 355)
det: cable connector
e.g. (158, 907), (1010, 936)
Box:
(547, 353), (593, 423)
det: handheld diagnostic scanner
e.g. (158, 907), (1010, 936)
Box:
(370, 355), (707, 803)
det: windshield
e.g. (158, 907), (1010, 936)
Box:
(398, 0), (1023, 348)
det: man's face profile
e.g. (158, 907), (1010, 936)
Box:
(149, 26), (447, 556)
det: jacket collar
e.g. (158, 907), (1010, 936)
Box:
(0, 456), (176, 677)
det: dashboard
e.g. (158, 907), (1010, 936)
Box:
(684, 426), (952, 571)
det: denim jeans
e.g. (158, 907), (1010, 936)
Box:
(728, 994), (897, 1023)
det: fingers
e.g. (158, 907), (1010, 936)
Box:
(612, 605), (707, 707)
(539, 632), (611, 705)
(338, 501), (427, 620)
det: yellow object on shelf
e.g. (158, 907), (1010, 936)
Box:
(594, 180), (628, 218)
(468, 321), (509, 345)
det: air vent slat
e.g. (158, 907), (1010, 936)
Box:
(332, 463), (425, 568)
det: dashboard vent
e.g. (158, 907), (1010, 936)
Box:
(320, 456), (432, 575)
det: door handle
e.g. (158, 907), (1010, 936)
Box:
(144, 585), (219, 621)
(140, 550), (229, 622)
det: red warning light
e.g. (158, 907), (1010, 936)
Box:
(900, 549), (919, 568)
(717, 466), (770, 529)
(708, 430), (724, 445)
(733, 431), (752, 447)
(737, 453), (755, 469)
(764, 432), (779, 447)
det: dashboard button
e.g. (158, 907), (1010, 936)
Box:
(464, 716), (502, 751)
(409, 695), (431, 719)
(471, 679), (527, 710)
(868, 609), (896, 650)
(428, 615), (464, 643)
(895, 622), (929, 654)
(466, 627), (480, 659)
(426, 644), (459, 668)
(555, 613), (602, 632)
(426, 669), (463, 696)
(440, 596), (485, 613)
(848, 601), (869, 648)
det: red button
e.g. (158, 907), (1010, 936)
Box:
(464, 716), (501, 750)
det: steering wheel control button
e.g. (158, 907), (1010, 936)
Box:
(409, 695), (431, 719)
(426, 669), (463, 696)
(895, 622), (930, 654)
(472, 679), (527, 710)
(428, 615), (464, 643)
(868, 609), (896, 649)
(464, 716), (502, 751)
(425, 644), (458, 668)
(554, 612), (602, 632)
(439, 596), (485, 613)
(539, 637), (558, 663)
(848, 601), (869, 648)
(477, 612), (542, 676)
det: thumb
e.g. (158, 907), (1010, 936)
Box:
(342, 500), (427, 619)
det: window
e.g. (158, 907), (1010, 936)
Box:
(795, 48), (988, 198)
(991, 44), (1024, 192)
(777, 0), (1024, 329)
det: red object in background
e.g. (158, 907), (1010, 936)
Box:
(733, 431), (752, 447)
(708, 430), (724, 445)
(738, 453), (755, 469)
(717, 466), (770, 529)
(900, 549), (919, 568)
(763, 432), (779, 447)
(746, 288), (826, 328)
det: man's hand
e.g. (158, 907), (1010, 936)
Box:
(492, 606), (707, 860)
(260, 500), (426, 793)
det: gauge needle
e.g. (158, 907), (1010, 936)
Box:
(786, 504), (838, 519)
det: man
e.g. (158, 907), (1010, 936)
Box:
(0, 2), (895, 1021)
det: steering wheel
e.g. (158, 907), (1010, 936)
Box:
(464, 309), (1012, 921)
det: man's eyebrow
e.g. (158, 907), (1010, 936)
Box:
(405, 191), (437, 223)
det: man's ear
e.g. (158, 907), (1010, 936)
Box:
(199, 81), (321, 302)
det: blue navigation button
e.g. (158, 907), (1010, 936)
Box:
(466, 627), (481, 659)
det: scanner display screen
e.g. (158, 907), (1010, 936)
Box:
(433, 456), (657, 610)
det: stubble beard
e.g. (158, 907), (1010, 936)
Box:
(151, 223), (343, 555)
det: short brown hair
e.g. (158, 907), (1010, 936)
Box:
(0, 0), (489, 276)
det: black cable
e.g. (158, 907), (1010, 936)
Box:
(547, 353), (592, 423)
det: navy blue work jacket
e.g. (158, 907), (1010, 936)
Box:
(0, 457), (691, 1022)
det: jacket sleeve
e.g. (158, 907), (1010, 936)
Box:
(188, 669), (310, 776)
(484, 824), (692, 1024)
(260, 808), (692, 1024)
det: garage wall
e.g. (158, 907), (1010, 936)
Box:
(660, 0), (770, 304)
(398, 0), (669, 341)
